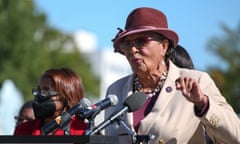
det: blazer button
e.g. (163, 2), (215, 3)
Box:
(209, 114), (219, 127)
(159, 138), (165, 144)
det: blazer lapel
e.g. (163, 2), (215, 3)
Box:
(138, 61), (181, 134)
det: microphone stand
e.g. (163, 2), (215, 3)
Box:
(84, 120), (94, 135)
(117, 118), (154, 144)
(117, 118), (136, 144)
(84, 110), (100, 135)
(85, 113), (154, 143)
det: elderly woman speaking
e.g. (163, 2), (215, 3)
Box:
(104, 7), (240, 144)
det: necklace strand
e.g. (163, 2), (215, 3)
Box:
(134, 71), (168, 99)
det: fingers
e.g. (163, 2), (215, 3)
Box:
(175, 77), (207, 106)
(186, 78), (194, 92)
(175, 77), (195, 96)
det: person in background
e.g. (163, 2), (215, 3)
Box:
(14, 68), (87, 135)
(15, 100), (35, 127)
(104, 7), (240, 144)
(170, 44), (194, 69)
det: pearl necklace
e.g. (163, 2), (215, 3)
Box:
(133, 71), (168, 99)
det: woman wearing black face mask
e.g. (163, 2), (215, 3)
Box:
(14, 68), (87, 135)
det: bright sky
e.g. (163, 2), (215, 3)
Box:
(34, 0), (240, 70)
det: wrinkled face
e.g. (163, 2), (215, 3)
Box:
(119, 32), (169, 75)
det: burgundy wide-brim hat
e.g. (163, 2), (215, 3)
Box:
(112, 7), (179, 53)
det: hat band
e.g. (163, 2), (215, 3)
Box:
(126, 25), (167, 31)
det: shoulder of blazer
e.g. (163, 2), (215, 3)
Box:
(108, 74), (133, 90)
(168, 61), (210, 83)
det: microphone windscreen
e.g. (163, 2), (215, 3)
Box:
(124, 92), (146, 112)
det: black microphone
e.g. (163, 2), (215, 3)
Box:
(87, 92), (146, 135)
(76, 94), (119, 120)
(41, 98), (91, 135)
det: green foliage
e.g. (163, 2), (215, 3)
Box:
(207, 22), (240, 113)
(0, 0), (100, 101)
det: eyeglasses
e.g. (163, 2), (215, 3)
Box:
(119, 36), (164, 54)
(32, 88), (58, 101)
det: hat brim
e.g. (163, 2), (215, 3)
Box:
(114, 27), (179, 53)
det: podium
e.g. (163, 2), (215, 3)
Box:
(0, 135), (118, 144)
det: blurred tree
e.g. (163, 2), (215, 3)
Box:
(207, 22), (240, 113)
(0, 0), (100, 100)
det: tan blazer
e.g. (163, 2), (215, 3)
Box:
(104, 61), (240, 144)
